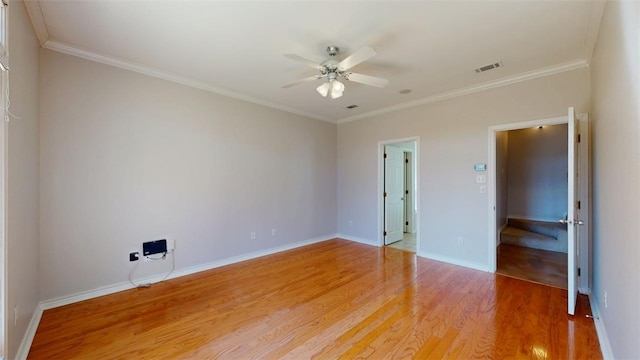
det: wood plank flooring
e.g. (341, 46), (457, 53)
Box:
(28, 239), (601, 359)
(497, 243), (568, 289)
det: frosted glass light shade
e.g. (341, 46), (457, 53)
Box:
(316, 82), (331, 97)
(332, 80), (345, 92)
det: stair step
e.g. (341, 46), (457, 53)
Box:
(507, 218), (565, 238)
(500, 226), (567, 253)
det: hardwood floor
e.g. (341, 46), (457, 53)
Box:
(497, 243), (568, 289)
(29, 239), (601, 359)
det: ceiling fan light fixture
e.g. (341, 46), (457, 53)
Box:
(332, 80), (345, 92)
(330, 79), (345, 99)
(316, 82), (331, 97)
(330, 88), (343, 99)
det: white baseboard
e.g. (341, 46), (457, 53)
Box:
(336, 234), (378, 247)
(41, 234), (337, 310)
(417, 251), (490, 272)
(588, 295), (614, 360)
(17, 235), (337, 358)
(15, 303), (44, 360)
(22, 235), (336, 356)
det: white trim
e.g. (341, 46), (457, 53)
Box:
(40, 234), (335, 310)
(377, 137), (421, 250)
(42, 40), (333, 124)
(418, 251), (490, 273)
(488, 115), (570, 272)
(589, 295), (614, 360)
(336, 234), (377, 247)
(338, 60), (589, 124)
(17, 235), (336, 357)
(14, 304), (43, 360)
(583, 0), (606, 64)
(487, 113), (591, 292)
(38, 36), (588, 126)
(0, 70), (7, 360)
(22, 0), (48, 46)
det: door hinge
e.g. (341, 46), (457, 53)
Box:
(405, 158), (409, 163)
(405, 221), (409, 226)
(384, 231), (387, 236)
(578, 134), (581, 143)
(405, 190), (409, 195)
(384, 192), (387, 197)
(578, 267), (581, 276)
(384, 153), (387, 159)
(577, 201), (581, 210)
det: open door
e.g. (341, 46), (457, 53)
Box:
(384, 145), (404, 245)
(564, 107), (582, 315)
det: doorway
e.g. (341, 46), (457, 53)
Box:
(488, 109), (590, 315)
(378, 138), (419, 253)
(495, 124), (569, 289)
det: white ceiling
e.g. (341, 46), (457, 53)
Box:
(24, 1), (604, 123)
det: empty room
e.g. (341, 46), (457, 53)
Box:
(2, 0), (638, 359)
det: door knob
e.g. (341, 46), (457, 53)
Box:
(576, 220), (584, 226)
(559, 219), (569, 225)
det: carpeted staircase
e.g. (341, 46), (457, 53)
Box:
(500, 218), (567, 253)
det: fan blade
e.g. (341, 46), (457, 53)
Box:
(337, 46), (377, 71)
(282, 75), (324, 88)
(284, 54), (324, 71)
(344, 72), (389, 88)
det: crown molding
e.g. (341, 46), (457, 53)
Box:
(337, 59), (589, 124)
(40, 40), (589, 126)
(23, 0), (49, 46)
(42, 40), (334, 123)
(582, 0), (606, 64)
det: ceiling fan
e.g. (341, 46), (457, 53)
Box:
(283, 45), (389, 99)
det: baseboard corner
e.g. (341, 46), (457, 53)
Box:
(418, 251), (490, 273)
(336, 234), (378, 247)
(15, 303), (44, 360)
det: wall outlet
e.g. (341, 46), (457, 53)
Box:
(604, 291), (608, 308)
(271, 228), (276, 236)
(251, 232), (256, 240)
(348, 220), (353, 227)
(129, 252), (139, 262)
(457, 237), (464, 246)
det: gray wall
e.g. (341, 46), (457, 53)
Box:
(38, 50), (337, 300)
(590, 1), (640, 358)
(506, 124), (568, 222)
(6, 1), (40, 358)
(337, 67), (590, 269)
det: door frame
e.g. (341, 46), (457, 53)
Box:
(403, 151), (415, 234)
(487, 114), (590, 293)
(378, 137), (420, 249)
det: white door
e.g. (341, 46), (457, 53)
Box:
(565, 107), (582, 315)
(384, 145), (404, 245)
(403, 152), (412, 233)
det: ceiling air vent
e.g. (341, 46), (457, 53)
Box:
(474, 61), (504, 73)
(346, 105), (358, 109)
